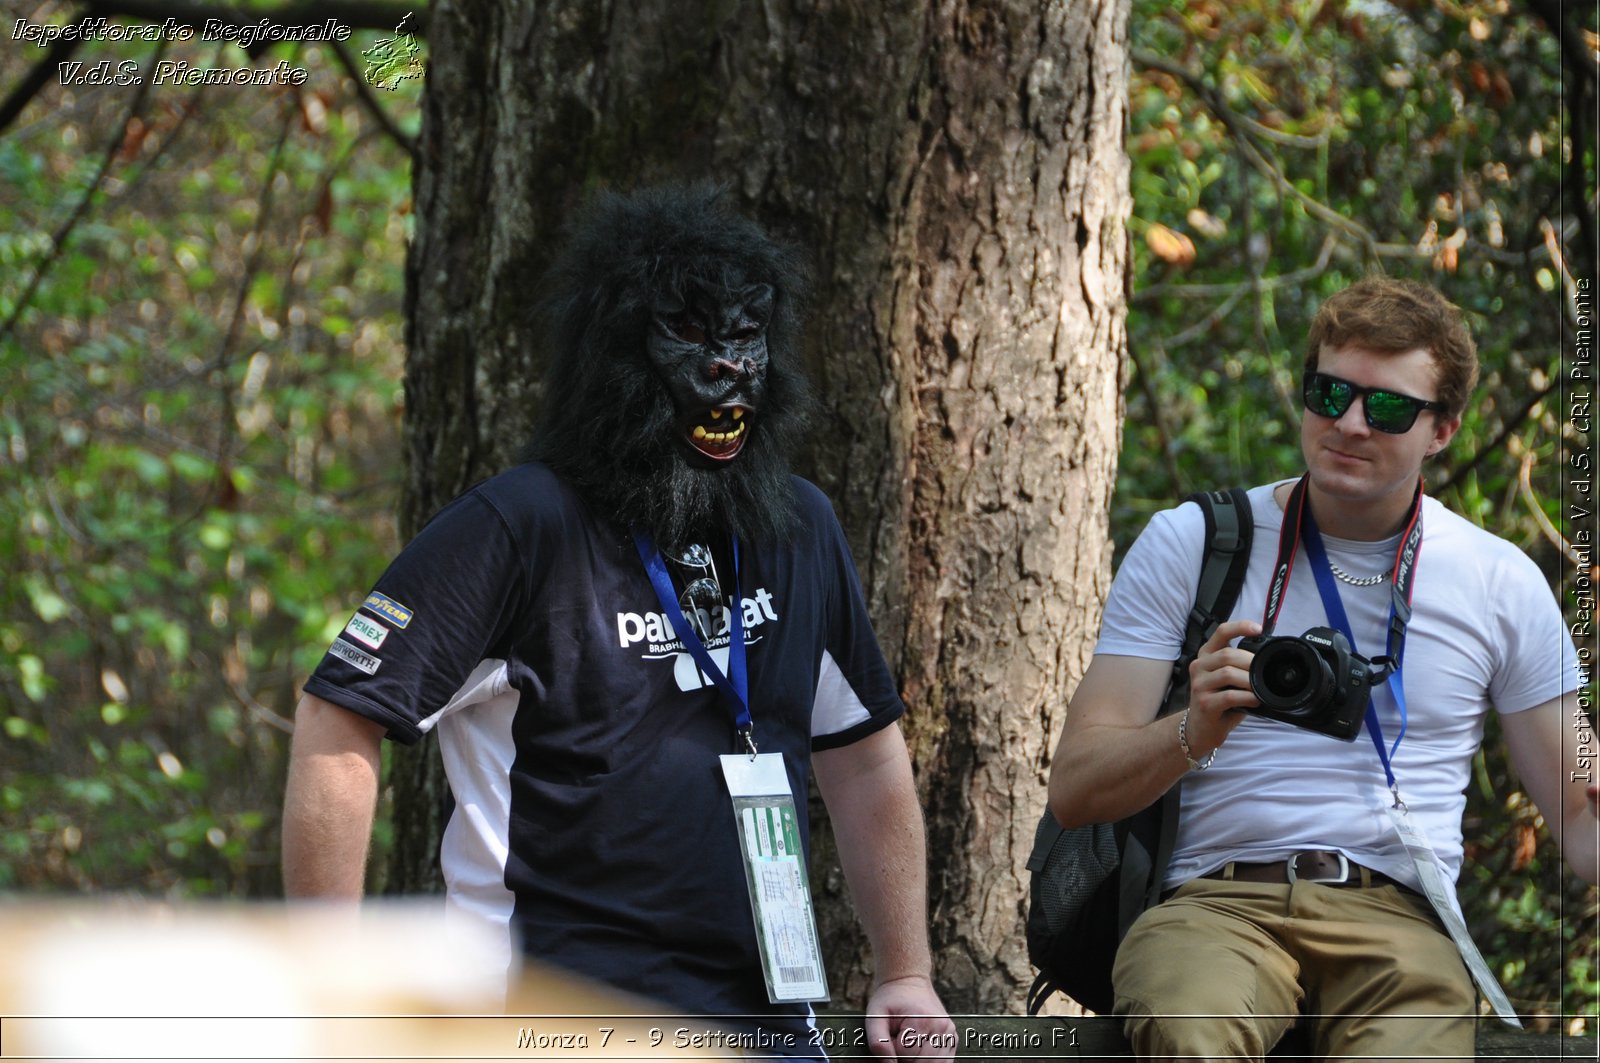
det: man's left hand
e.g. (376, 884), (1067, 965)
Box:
(864, 975), (956, 1061)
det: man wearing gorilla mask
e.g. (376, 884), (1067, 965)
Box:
(281, 183), (954, 1057)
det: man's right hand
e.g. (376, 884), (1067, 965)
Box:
(1180, 618), (1263, 762)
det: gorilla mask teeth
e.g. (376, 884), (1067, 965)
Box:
(687, 406), (751, 461)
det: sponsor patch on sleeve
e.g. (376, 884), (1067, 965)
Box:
(343, 613), (390, 650)
(361, 591), (414, 629)
(328, 638), (382, 676)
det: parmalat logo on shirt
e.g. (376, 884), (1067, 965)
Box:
(616, 587), (778, 651)
(616, 587), (779, 693)
(361, 591), (414, 629)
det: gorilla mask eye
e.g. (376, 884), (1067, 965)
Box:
(727, 285), (772, 347)
(666, 316), (708, 345)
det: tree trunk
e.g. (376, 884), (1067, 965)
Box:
(395, 0), (1130, 1013)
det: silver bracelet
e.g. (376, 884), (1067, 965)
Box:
(1178, 707), (1215, 772)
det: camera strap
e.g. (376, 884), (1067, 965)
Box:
(1263, 475), (1425, 800)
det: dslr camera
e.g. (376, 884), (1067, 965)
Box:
(1235, 627), (1390, 741)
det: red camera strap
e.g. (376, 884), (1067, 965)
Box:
(1260, 473), (1424, 663)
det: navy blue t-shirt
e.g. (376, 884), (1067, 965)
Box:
(305, 463), (903, 1042)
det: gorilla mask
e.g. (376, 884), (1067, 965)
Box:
(649, 280), (774, 464)
(524, 183), (813, 550)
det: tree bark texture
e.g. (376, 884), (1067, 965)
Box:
(396, 0), (1130, 1013)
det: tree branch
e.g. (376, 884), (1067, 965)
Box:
(1518, 0), (1600, 280)
(1132, 49), (1382, 260)
(1137, 226), (1558, 305)
(0, 40), (168, 349)
(330, 37), (416, 158)
(76, 0), (425, 36)
(208, 100), (296, 475)
(1522, 0), (1600, 84)
(105, 75), (208, 205)
(1135, 233), (1337, 305)
(1516, 448), (1585, 568)
(0, 18), (88, 136)
(1159, 278), (1248, 348)
(208, 650), (297, 734)
(1431, 376), (1560, 498)
(1126, 335), (1186, 498)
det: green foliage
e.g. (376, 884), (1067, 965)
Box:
(0, 25), (417, 897)
(1125, 0), (1596, 1027)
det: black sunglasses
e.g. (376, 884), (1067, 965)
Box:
(1303, 371), (1447, 434)
(663, 542), (725, 641)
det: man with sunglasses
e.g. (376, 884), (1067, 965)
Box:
(1049, 277), (1595, 1060)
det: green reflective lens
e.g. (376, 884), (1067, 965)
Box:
(1308, 375), (1353, 418)
(1363, 390), (1417, 431)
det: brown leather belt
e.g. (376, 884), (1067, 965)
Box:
(1201, 850), (1409, 890)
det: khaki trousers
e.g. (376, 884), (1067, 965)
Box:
(1112, 877), (1477, 1062)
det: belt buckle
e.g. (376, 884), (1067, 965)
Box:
(1286, 851), (1349, 885)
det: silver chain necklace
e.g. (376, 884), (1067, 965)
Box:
(1328, 561), (1388, 587)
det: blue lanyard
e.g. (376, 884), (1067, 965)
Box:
(1263, 476), (1424, 802)
(1302, 516), (1408, 796)
(631, 530), (754, 753)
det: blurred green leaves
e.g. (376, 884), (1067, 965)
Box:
(0, 25), (417, 898)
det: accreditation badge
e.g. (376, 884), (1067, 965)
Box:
(719, 753), (829, 1004)
(1384, 800), (1520, 1026)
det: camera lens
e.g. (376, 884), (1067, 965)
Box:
(1250, 638), (1332, 713)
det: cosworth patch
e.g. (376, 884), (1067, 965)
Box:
(328, 638), (382, 675)
(361, 591), (414, 629)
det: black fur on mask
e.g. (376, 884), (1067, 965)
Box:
(523, 182), (814, 550)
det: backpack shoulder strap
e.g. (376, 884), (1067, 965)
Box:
(1135, 487), (1255, 917)
(1158, 487), (1254, 719)
(1188, 487), (1252, 643)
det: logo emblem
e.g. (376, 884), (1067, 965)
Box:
(362, 591), (414, 629)
(328, 638), (381, 676)
(344, 613), (390, 650)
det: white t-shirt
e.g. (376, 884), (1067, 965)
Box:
(1096, 480), (1582, 890)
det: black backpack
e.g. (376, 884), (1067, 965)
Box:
(1025, 488), (1253, 1015)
